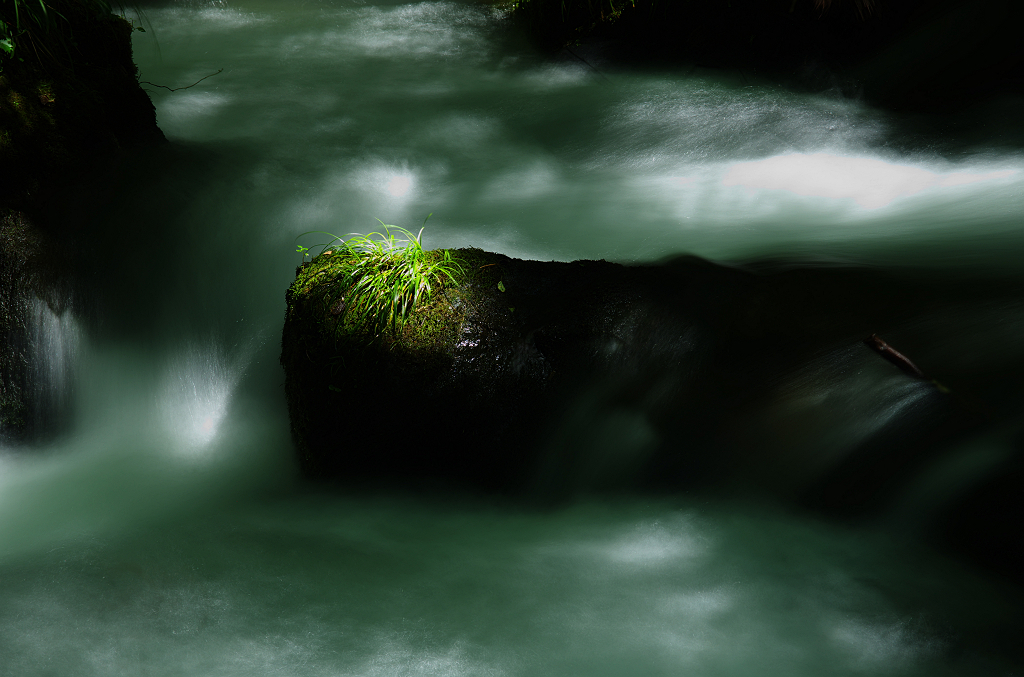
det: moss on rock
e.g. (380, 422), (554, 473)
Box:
(282, 247), (513, 482)
(282, 248), (996, 497)
(281, 246), (696, 489)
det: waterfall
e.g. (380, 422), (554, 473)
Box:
(27, 297), (82, 439)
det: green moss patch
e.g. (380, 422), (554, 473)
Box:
(279, 243), (659, 486)
(281, 245), (531, 482)
(283, 246), (502, 397)
(290, 246), (495, 353)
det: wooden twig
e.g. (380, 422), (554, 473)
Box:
(864, 333), (926, 379)
(140, 68), (223, 92)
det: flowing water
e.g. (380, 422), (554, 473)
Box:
(2, 0), (1024, 674)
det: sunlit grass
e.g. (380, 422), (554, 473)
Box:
(297, 218), (464, 336)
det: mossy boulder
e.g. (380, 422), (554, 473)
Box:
(282, 249), (987, 498)
(281, 247), (715, 489)
(282, 247), (552, 488)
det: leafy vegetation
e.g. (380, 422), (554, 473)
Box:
(294, 218), (465, 337)
(0, 0), (127, 71)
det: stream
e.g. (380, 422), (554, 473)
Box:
(2, 0), (1023, 674)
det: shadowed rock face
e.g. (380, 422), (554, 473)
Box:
(0, 8), (164, 441)
(0, 211), (79, 442)
(281, 251), (1003, 506)
(0, 212), (41, 438)
(0, 11), (164, 209)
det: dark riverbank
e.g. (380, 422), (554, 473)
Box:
(1, 1), (163, 440)
(512, 0), (1024, 112)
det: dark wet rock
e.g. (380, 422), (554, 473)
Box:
(0, 212), (40, 437)
(0, 10), (164, 209)
(0, 7), (163, 440)
(280, 248), (1024, 585)
(281, 249), (1000, 502)
(0, 210), (78, 442)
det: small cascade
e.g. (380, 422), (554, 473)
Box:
(27, 297), (82, 440)
(0, 283), (81, 445)
(0, 212), (82, 445)
(159, 338), (256, 452)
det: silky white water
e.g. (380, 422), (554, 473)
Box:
(1, 0), (1023, 674)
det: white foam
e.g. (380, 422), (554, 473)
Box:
(721, 153), (1018, 209)
(159, 338), (257, 452)
(158, 91), (231, 129)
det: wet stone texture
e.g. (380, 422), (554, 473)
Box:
(281, 249), (992, 503)
(0, 211), (40, 437)
(0, 211), (57, 440)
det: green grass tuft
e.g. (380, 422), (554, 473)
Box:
(296, 218), (464, 337)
